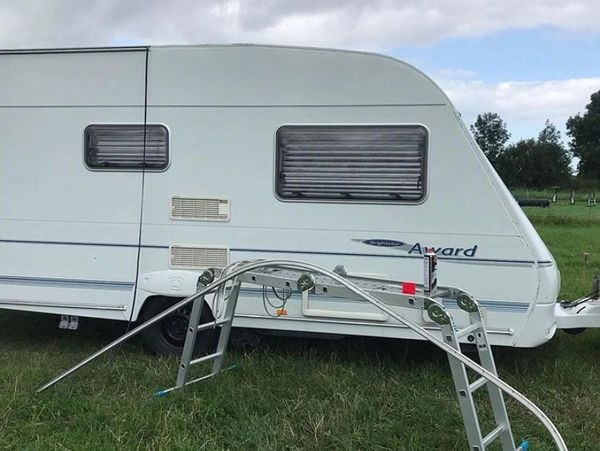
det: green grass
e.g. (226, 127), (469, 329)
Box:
(1, 205), (600, 450)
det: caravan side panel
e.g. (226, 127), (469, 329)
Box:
(134, 46), (559, 347)
(0, 49), (147, 319)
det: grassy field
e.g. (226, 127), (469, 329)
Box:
(1, 202), (600, 450)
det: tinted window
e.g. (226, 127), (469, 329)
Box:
(85, 124), (169, 170)
(276, 125), (427, 202)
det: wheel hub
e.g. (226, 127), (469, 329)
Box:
(160, 307), (190, 345)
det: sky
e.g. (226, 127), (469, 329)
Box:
(0, 0), (599, 147)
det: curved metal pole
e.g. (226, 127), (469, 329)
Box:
(38, 259), (567, 450)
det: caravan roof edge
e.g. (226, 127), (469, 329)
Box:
(0, 46), (149, 55)
(148, 43), (457, 105)
(0, 42), (456, 109)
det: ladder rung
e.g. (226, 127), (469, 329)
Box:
(190, 352), (223, 366)
(196, 318), (230, 332)
(482, 424), (506, 447)
(455, 322), (482, 339)
(469, 377), (487, 393)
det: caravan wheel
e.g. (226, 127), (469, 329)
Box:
(563, 327), (586, 336)
(139, 297), (218, 357)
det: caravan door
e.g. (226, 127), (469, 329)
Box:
(0, 48), (149, 319)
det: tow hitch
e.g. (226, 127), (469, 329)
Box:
(555, 269), (600, 333)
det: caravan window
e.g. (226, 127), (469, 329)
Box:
(84, 124), (169, 170)
(276, 125), (427, 202)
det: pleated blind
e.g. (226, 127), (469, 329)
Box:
(276, 125), (427, 202)
(85, 124), (169, 170)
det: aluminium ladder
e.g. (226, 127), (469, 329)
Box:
(39, 258), (567, 450)
(166, 261), (520, 451)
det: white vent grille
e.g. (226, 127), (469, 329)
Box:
(170, 246), (229, 269)
(171, 197), (230, 221)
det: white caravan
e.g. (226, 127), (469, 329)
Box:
(0, 44), (591, 354)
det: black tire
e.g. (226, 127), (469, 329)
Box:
(230, 328), (262, 351)
(139, 297), (218, 357)
(563, 327), (587, 336)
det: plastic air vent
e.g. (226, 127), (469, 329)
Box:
(171, 197), (230, 221)
(170, 246), (229, 269)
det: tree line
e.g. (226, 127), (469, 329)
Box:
(469, 89), (600, 189)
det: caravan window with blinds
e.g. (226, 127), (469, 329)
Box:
(84, 124), (169, 170)
(276, 125), (427, 202)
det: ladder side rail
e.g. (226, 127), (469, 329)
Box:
(237, 271), (447, 311)
(441, 322), (485, 449)
(176, 294), (207, 388)
(470, 310), (516, 450)
(312, 269), (451, 298)
(211, 279), (242, 374)
(38, 259), (568, 451)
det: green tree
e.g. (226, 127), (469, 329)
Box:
(496, 121), (571, 188)
(538, 119), (562, 145)
(470, 112), (510, 164)
(567, 90), (600, 179)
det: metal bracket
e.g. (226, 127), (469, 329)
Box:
(297, 273), (316, 292)
(427, 302), (452, 325)
(197, 269), (215, 289)
(457, 293), (479, 313)
(59, 315), (79, 330)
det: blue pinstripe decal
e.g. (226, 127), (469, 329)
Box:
(230, 247), (552, 266)
(0, 275), (134, 290)
(0, 239), (168, 249)
(0, 239), (553, 268)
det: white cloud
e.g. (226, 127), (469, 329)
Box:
(0, 0), (598, 50)
(438, 75), (600, 141)
(0, 0), (597, 147)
